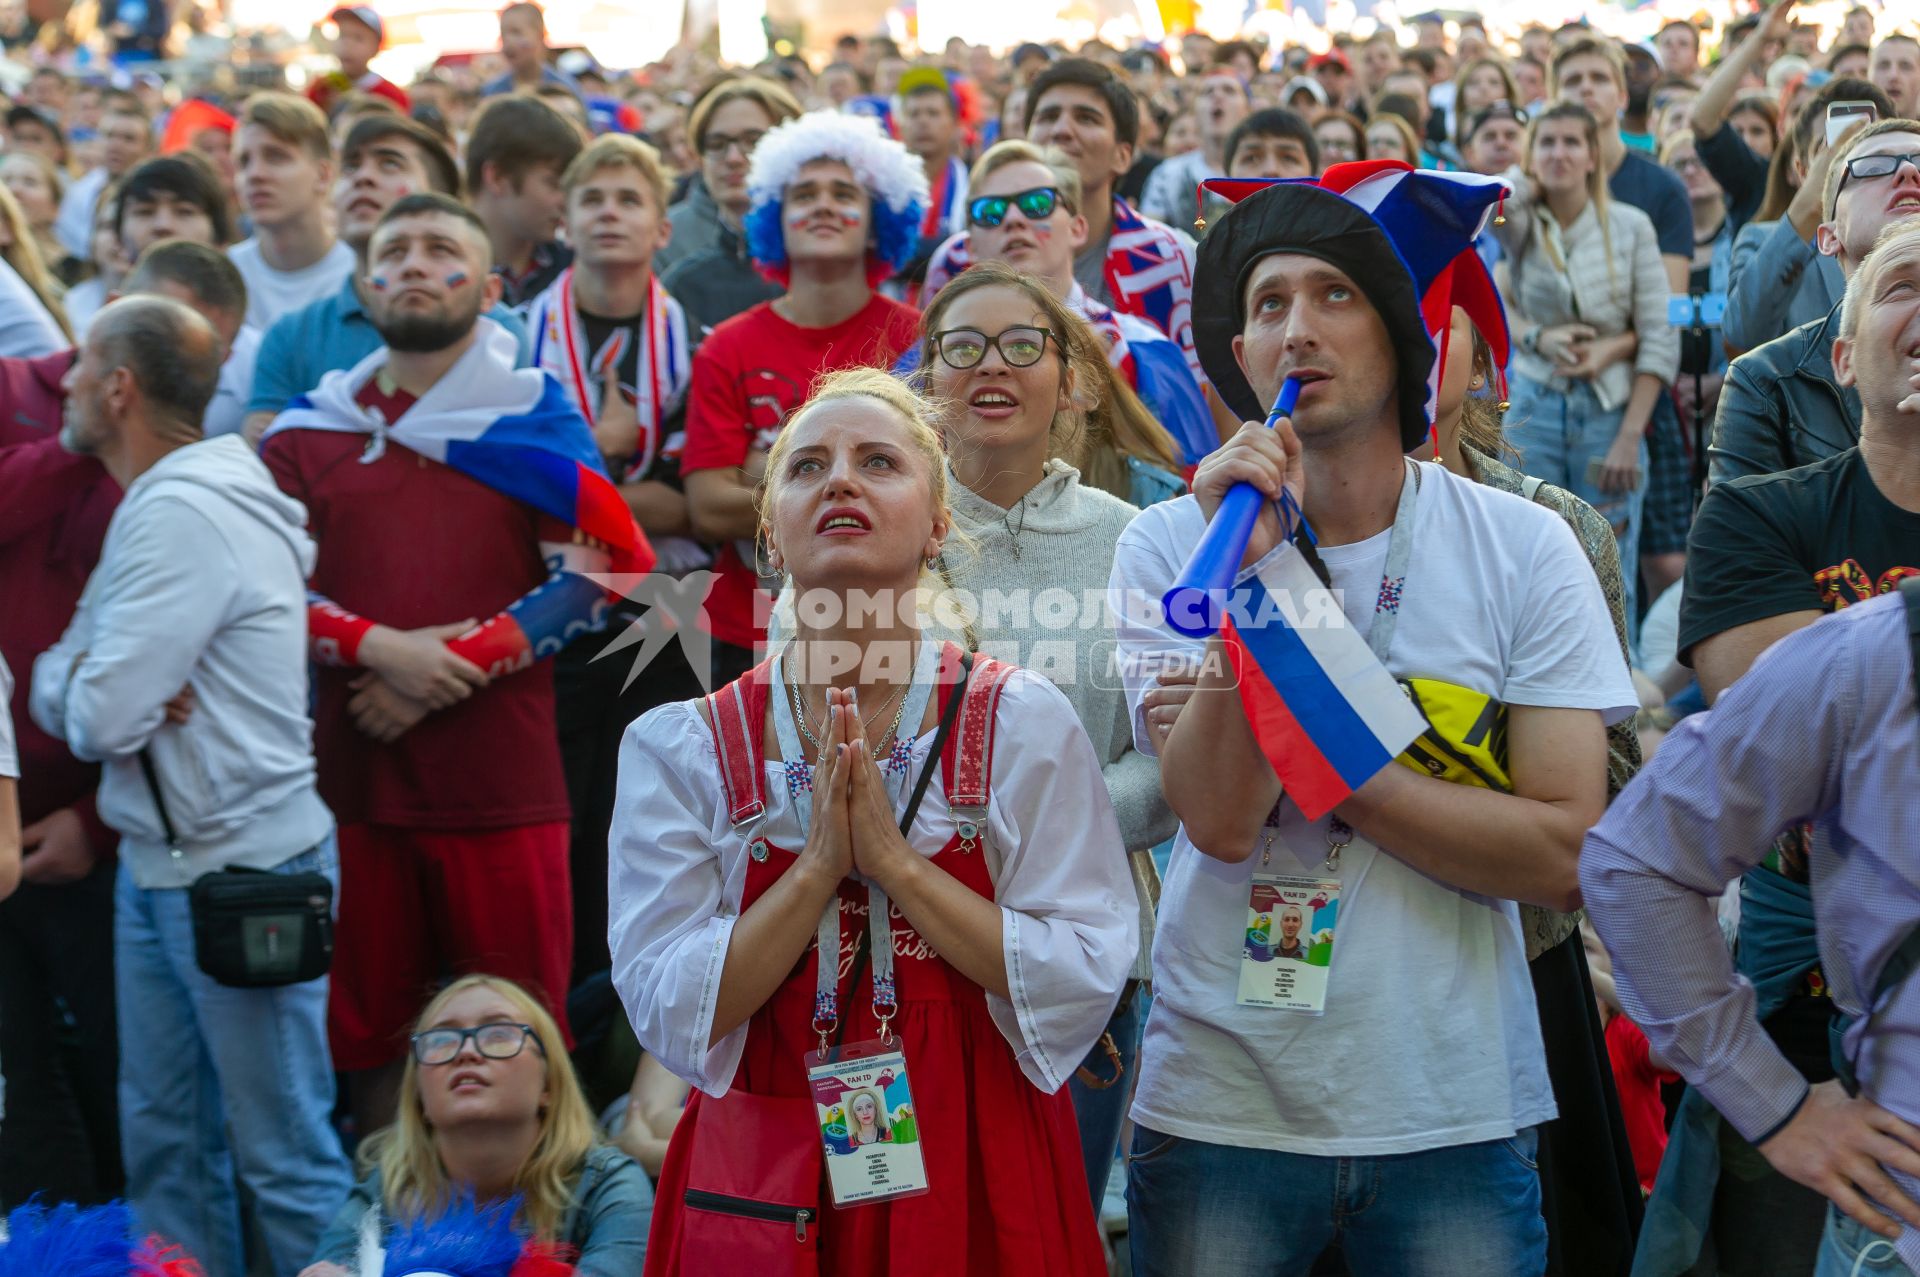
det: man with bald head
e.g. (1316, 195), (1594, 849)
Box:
(30, 294), (349, 1275)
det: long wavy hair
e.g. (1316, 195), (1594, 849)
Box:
(0, 183), (71, 342)
(915, 261), (1181, 502)
(363, 975), (599, 1242)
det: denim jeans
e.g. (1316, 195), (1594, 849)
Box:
(1067, 987), (1142, 1212)
(1126, 1124), (1547, 1277)
(115, 836), (351, 1277)
(1813, 1204), (1917, 1276)
(1504, 375), (1649, 632)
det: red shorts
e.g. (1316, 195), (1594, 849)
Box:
(328, 821), (574, 1071)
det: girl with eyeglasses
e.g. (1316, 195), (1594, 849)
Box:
(299, 975), (653, 1277)
(612, 367), (1134, 1275)
(914, 262), (1181, 1209)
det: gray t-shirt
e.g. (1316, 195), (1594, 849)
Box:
(1074, 229), (1112, 306)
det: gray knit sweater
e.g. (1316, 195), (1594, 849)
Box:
(939, 461), (1176, 853)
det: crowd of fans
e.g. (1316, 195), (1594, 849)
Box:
(0, 0), (1917, 1273)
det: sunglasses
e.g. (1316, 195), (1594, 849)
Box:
(966, 186), (1064, 228)
(410, 1022), (544, 1066)
(931, 326), (1053, 370)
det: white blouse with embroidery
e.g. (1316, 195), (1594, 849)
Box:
(609, 666), (1138, 1098)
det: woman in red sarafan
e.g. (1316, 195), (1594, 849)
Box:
(609, 368), (1136, 1276)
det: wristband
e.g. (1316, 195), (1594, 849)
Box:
(445, 613), (533, 678)
(308, 598), (375, 666)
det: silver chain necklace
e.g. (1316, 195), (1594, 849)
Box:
(782, 650), (910, 763)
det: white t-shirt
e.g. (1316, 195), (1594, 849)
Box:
(0, 257), (67, 359)
(0, 654), (17, 779)
(205, 325), (261, 438)
(227, 238), (356, 332)
(1110, 462), (1637, 1157)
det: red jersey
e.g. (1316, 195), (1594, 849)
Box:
(680, 294), (919, 648)
(261, 409), (570, 831)
(1604, 1013), (1679, 1194)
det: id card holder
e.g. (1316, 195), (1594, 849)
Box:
(1236, 872), (1342, 1013)
(807, 1040), (929, 1208)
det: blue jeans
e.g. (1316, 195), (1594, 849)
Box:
(1505, 376), (1649, 632)
(1126, 1125), (1547, 1277)
(116, 837), (351, 1277)
(1068, 986), (1142, 1212)
(1814, 1204), (1918, 1276)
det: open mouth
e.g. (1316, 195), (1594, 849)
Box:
(968, 388), (1021, 413)
(816, 507), (872, 534)
(449, 1070), (488, 1091)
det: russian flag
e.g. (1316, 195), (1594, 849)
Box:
(1218, 545), (1426, 820)
(265, 320), (655, 577)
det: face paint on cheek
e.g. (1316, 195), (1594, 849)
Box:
(838, 209), (862, 226)
(787, 209), (816, 228)
(368, 275), (389, 291)
(1030, 222), (1054, 239)
(444, 270), (470, 289)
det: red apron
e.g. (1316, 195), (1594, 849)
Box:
(644, 646), (1106, 1276)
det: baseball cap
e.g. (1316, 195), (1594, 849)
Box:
(1309, 49), (1352, 73)
(329, 5), (385, 47)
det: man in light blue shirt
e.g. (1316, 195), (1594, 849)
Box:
(241, 115), (529, 438)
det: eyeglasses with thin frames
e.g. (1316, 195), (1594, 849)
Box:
(410, 1022), (544, 1066)
(931, 326), (1054, 370)
(701, 130), (767, 159)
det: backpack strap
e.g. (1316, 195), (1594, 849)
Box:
(1902, 577), (1920, 706)
(704, 657), (779, 834)
(936, 640), (1017, 854)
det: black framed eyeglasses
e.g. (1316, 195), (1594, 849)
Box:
(410, 1022), (544, 1066)
(931, 326), (1054, 370)
(1838, 151), (1920, 199)
(966, 186), (1064, 228)
(701, 129), (767, 158)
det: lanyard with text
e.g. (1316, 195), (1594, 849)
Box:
(772, 640), (938, 1057)
(1319, 458), (1420, 869)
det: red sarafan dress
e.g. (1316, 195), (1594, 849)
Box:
(610, 643), (1136, 1277)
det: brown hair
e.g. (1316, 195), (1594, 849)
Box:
(915, 262), (1180, 500)
(1550, 37), (1626, 96)
(686, 76), (803, 155)
(465, 95), (583, 192)
(1312, 110), (1368, 161)
(561, 133), (671, 212)
(1756, 125), (1800, 223)
(239, 92), (331, 162)
(1522, 101), (1622, 303)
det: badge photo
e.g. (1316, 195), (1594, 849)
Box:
(807, 1046), (930, 1208)
(1237, 873), (1342, 1013)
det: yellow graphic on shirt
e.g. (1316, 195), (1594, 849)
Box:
(1392, 679), (1511, 793)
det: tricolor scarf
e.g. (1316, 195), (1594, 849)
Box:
(526, 267), (689, 482)
(923, 195), (1199, 379)
(263, 320), (654, 575)
(919, 155), (968, 241)
(1068, 282), (1216, 465)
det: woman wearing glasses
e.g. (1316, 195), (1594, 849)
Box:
(915, 262), (1180, 1210)
(299, 975), (653, 1277)
(611, 367), (1134, 1275)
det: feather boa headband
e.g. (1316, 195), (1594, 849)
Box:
(744, 110), (929, 288)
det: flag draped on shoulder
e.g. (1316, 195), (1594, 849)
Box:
(264, 319), (655, 575)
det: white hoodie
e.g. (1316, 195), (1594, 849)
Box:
(32, 433), (333, 888)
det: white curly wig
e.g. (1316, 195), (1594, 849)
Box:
(743, 109), (931, 285)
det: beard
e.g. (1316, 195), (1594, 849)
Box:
(375, 293), (484, 353)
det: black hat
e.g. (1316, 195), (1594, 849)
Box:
(1192, 179), (1434, 450)
(1192, 164), (1513, 452)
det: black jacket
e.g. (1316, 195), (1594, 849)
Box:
(1707, 304), (1861, 487)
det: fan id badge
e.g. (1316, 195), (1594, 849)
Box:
(807, 1041), (930, 1207)
(1236, 873), (1342, 1013)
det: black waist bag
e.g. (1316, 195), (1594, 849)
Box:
(141, 749), (333, 988)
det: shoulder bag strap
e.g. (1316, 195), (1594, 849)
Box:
(1902, 577), (1920, 706)
(899, 650), (972, 836)
(138, 749), (180, 852)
